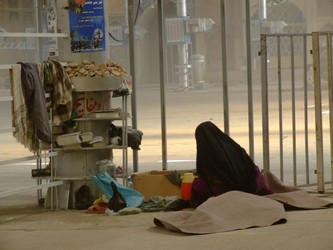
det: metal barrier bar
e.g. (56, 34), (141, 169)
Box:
(220, 0), (230, 135)
(312, 32), (325, 192)
(260, 34), (270, 171)
(245, 0), (254, 159)
(260, 33), (313, 186)
(303, 34), (310, 185)
(157, 0), (168, 170)
(327, 34), (333, 189)
(0, 181), (64, 198)
(0, 128), (14, 133)
(290, 35), (297, 186)
(0, 152), (58, 167)
(277, 35), (284, 181)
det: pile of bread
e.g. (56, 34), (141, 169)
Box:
(65, 59), (127, 78)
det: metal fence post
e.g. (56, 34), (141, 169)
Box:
(312, 32), (325, 193)
(260, 34), (270, 171)
(326, 33), (333, 189)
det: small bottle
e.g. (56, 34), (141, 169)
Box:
(127, 176), (133, 188)
(181, 173), (195, 200)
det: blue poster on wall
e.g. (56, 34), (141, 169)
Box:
(67, 0), (105, 53)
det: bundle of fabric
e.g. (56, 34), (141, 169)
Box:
(40, 59), (73, 124)
(11, 60), (73, 152)
(11, 64), (37, 151)
(12, 63), (52, 152)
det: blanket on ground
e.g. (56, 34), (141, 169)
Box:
(154, 191), (286, 234)
(266, 190), (332, 210)
(154, 190), (332, 234)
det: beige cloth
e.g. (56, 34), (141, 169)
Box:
(154, 191), (286, 234)
(154, 189), (332, 235)
(11, 64), (35, 151)
(266, 190), (332, 209)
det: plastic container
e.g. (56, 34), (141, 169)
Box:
(181, 173), (195, 200)
(96, 159), (116, 178)
(127, 177), (133, 188)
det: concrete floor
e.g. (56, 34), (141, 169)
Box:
(1, 83), (333, 249)
(0, 189), (333, 250)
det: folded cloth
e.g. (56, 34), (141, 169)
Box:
(140, 196), (179, 212)
(154, 191), (286, 234)
(265, 190), (332, 210)
(116, 207), (141, 215)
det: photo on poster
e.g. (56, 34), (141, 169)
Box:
(67, 0), (106, 53)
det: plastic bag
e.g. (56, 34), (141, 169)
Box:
(75, 185), (93, 210)
(108, 181), (127, 212)
(108, 123), (143, 150)
(90, 171), (144, 207)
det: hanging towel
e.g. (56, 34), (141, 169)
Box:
(11, 64), (36, 151)
(41, 60), (73, 123)
(18, 62), (52, 146)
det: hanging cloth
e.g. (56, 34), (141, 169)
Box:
(41, 60), (73, 124)
(11, 64), (36, 151)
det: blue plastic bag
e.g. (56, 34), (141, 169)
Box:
(91, 171), (144, 208)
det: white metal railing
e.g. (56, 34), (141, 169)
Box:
(0, 152), (58, 167)
(260, 32), (333, 193)
(312, 32), (333, 193)
(0, 32), (69, 38)
(0, 65), (61, 208)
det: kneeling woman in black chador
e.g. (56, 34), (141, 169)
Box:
(190, 121), (297, 208)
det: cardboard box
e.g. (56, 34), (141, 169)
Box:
(132, 170), (181, 200)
